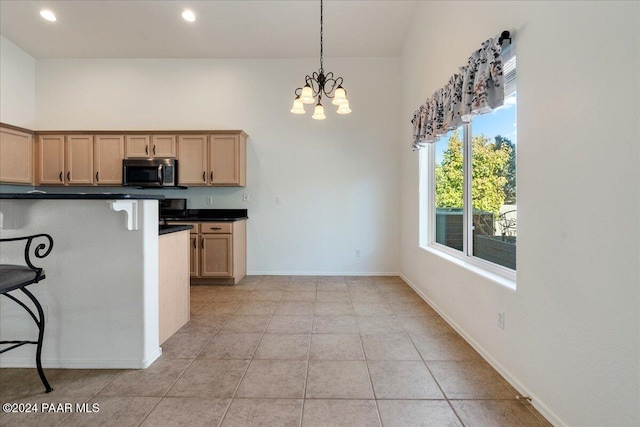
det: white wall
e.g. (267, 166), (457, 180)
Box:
(0, 36), (35, 129)
(400, 2), (639, 427)
(34, 57), (401, 275)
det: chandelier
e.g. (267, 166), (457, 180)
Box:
(290, 0), (351, 120)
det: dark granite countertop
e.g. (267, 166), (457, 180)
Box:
(0, 193), (164, 200)
(161, 208), (248, 222)
(159, 224), (194, 235)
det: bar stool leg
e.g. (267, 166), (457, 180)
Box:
(21, 287), (53, 393)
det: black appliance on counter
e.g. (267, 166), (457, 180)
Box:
(123, 158), (178, 188)
(159, 198), (188, 220)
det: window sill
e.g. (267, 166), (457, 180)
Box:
(420, 243), (517, 290)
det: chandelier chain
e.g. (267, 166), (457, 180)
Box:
(319, 0), (324, 73)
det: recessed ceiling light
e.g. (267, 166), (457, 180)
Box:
(182, 10), (196, 22)
(39, 9), (57, 22)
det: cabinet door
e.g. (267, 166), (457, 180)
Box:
(209, 134), (240, 185)
(125, 135), (151, 158)
(177, 135), (208, 186)
(0, 127), (33, 184)
(94, 135), (124, 185)
(201, 234), (233, 277)
(38, 135), (65, 185)
(66, 135), (94, 185)
(152, 135), (177, 158)
(190, 236), (200, 277)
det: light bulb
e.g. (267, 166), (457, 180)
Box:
(39, 10), (57, 22)
(312, 103), (326, 120)
(336, 100), (352, 115)
(182, 10), (196, 22)
(290, 97), (305, 114)
(332, 86), (348, 105)
(300, 85), (315, 104)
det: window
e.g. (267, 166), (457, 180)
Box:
(421, 54), (517, 278)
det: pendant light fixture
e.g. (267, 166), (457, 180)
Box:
(290, 0), (351, 119)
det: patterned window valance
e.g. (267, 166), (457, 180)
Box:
(412, 31), (513, 149)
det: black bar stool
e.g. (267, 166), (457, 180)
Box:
(0, 233), (54, 393)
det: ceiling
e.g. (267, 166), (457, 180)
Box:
(0, 0), (419, 59)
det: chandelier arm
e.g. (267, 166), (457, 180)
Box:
(306, 74), (321, 96)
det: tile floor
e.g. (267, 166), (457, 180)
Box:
(0, 275), (552, 427)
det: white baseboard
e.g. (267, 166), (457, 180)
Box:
(0, 347), (162, 369)
(400, 273), (565, 427)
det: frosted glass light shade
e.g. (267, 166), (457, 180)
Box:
(290, 97), (305, 114)
(332, 87), (348, 105)
(300, 85), (315, 104)
(312, 103), (326, 120)
(40, 10), (57, 21)
(336, 100), (352, 115)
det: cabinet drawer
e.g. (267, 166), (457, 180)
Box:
(200, 222), (232, 234)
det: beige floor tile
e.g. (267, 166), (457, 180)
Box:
(450, 400), (552, 427)
(316, 282), (348, 291)
(193, 301), (242, 315)
(305, 361), (374, 399)
(0, 369), (49, 397)
(246, 290), (285, 301)
(356, 316), (405, 334)
(98, 358), (191, 397)
(389, 301), (438, 316)
(312, 316), (359, 334)
(288, 282), (318, 291)
(267, 316), (314, 334)
(275, 301), (315, 316)
(261, 275), (292, 283)
(345, 276), (376, 284)
(254, 334), (311, 360)
(188, 313), (231, 331)
(353, 302), (395, 316)
(316, 276), (347, 284)
(309, 334), (365, 360)
(349, 289), (385, 303)
(0, 394), (91, 427)
(315, 290), (351, 302)
(199, 334), (263, 359)
(377, 400), (462, 427)
(209, 293), (250, 303)
(427, 361), (517, 399)
(282, 291), (316, 302)
(411, 333), (481, 361)
(314, 302), (354, 316)
(398, 315), (454, 336)
(161, 332), (212, 359)
(235, 360), (307, 398)
(167, 359), (249, 397)
(368, 361), (443, 399)
(254, 282), (290, 291)
(302, 399), (381, 427)
(140, 397), (230, 427)
(361, 334), (422, 360)
(60, 396), (161, 427)
(44, 369), (122, 396)
(222, 398), (303, 427)
(219, 315), (271, 334)
(236, 301), (279, 315)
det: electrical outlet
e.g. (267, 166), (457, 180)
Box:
(498, 312), (505, 329)
(355, 249), (361, 257)
(242, 193), (249, 202)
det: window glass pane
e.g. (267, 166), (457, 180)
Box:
(470, 94), (517, 269)
(434, 128), (464, 251)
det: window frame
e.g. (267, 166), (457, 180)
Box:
(420, 121), (517, 285)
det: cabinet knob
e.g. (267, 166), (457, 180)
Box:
(145, 145), (149, 155)
(67, 171), (70, 181)
(193, 239), (196, 249)
(59, 171), (63, 182)
(210, 171), (214, 182)
(96, 171), (99, 182)
(201, 237), (204, 249)
(210, 227), (222, 230)
(202, 171), (206, 182)
(153, 145), (156, 156)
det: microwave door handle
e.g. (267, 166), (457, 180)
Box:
(158, 165), (163, 186)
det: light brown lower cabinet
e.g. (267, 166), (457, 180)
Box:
(169, 220), (246, 285)
(158, 229), (190, 344)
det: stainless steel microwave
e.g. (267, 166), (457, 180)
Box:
(122, 159), (177, 187)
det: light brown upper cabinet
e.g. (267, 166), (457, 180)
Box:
(177, 132), (247, 187)
(0, 125), (34, 185)
(94, 135), (124, 185)
(125, 135), (176, 159)
(38, 135), (94, 185)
